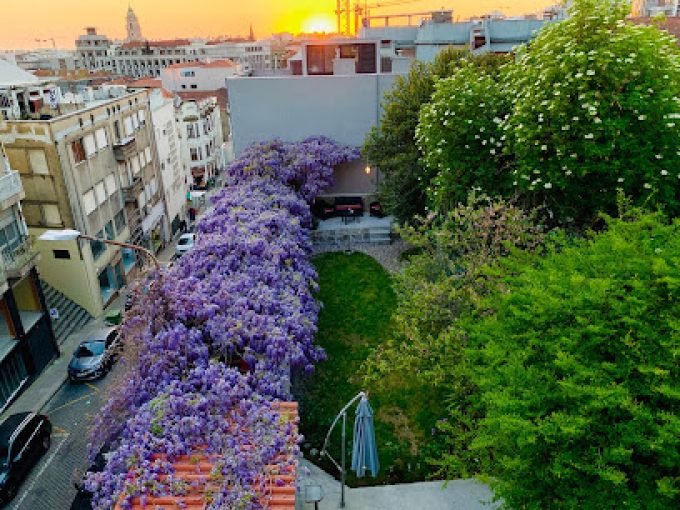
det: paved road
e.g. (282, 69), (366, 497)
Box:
(6, 366), (121, 510)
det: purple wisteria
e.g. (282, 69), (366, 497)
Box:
(85, 136), (359, 509)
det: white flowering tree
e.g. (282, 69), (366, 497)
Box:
(504, 0), (680, 223)
(417, 62), (512, 211)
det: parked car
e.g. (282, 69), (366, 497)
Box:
(0, 412), (51, 504)
(175, 233), (196, 256)
(68, 327), (120, 382)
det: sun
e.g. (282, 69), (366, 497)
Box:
(301, 14), (336, 34)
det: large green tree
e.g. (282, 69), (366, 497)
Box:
(470, 212), (680, 508)
(417, 61), (513, 212)
(364, 50), (506, 223)
(504, 0), (680, 223)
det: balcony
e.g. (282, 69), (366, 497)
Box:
(113, 135), (138, 162)
(122, 176), (143, 203)
(0, 264), (7, 296)
(0, 171), (25, 210)
(1, 236), (40, 280)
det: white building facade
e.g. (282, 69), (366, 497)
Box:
(149, 90), (188, 236)
(176, 97), (225, 188)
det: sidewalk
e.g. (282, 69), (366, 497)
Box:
(0, 183), (223, 423)
(295, 458), (500, 510)
(0, 294), (124, 423)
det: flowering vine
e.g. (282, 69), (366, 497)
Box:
(86, 136), (359, 509)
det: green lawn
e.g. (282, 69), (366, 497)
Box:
(294, 252), (442, 486)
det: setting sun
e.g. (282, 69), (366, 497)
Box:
(301, 14), (336, 34)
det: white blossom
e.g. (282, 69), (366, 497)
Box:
(584, 133), (594, 139)
(661, 169), (668, 176)
(643, 183), (652, 189)
(544, 182), (552, 189)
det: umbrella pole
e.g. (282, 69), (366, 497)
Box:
(341, 411), (347, 508)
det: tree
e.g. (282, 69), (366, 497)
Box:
(416, 60), (513, 211)
(504, 0), (680, 224)
(470, 212), (680, 508)
(364, 193), (547, 478)
(363, 49), (477, 224)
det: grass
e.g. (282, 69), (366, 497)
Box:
(293, 252), (443, 486)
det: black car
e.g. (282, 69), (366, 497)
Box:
(0, 412), (51, 504)
(68, 326), (121, 382)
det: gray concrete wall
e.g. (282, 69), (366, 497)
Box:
(227, 74), (402, 156)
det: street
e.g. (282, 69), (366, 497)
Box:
(6, 365), (122, 510)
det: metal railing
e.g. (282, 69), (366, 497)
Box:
(0, 171), (23, 205)
(1, 236), (38, 276)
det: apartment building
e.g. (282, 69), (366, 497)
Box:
(0, 140), (58, 411)
(0, 90), (164, 316)
(0, 59), (62, 122)
(176, 97), (225, 188)
(148, 88), (189, 236)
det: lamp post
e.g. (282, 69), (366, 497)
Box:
(38, 229), (160, 271)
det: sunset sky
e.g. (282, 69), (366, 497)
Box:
(1, 0), (555, 49)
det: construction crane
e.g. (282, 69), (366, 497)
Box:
(337, 0), (429, 35)
(35, 38), (57, 49)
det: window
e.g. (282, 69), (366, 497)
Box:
(190, 84), (197, 89)
(132, 113), (139, 130)
(190, 147), (199, 161)
(114, 210), (126, 233)
(104, 220), (115, 240)
(95, 181), (106, 205)
(53, 249), (70, 260)
(132, 156), (140, 174)
(187, 124), (198, 139)
(95, 128), (108, 149)
(138, 110), (146, 124)
(105, 174), (117, 196)
(83, 134), (97, 158)
(0, 213), (22, 252)
(181, 70), (195, 77)
(144, 147), (152, 164)
(28, 150), (49, 175)
(90, 233), (106, 259)
(83, 190), (96, 215)
(124, 116), (133, 136)
(71, 139), (86, 164)
(150, 177), (158, 196)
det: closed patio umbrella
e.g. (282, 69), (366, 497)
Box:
(351, 395), (379, 477)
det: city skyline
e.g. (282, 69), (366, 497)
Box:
(2, 0), (554, 49)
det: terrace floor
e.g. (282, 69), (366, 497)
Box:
(311, 215), (395, 247)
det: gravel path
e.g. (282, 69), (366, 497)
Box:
(312, 239), (408, 274)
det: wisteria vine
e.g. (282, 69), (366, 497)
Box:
(85, 136), (359, 509)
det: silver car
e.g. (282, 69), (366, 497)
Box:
(67, 327), (120, 382)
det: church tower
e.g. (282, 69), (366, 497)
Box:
(126, 5), (144, 42)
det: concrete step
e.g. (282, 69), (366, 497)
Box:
(40, 280), (93, 345)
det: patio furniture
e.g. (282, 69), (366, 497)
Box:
(369, 201), (384, 218)
(313, 199), (336, 220)
(341, 208), (359, 225)
(334, 196), (364, 216)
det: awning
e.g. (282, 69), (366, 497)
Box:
(141, 201), (164, 234)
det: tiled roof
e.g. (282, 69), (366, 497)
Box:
(202, 59), (237, 68)
(128, 78), (162, 88)
(166, 59), (236, 70)
(629, 16), (680, 44)
(114, 402), (298, 510)
(177, 88), (228, 110)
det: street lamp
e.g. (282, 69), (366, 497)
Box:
(38, 229), (160, 271)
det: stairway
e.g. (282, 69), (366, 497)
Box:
(311, 225), (392, 248)
(40, 281), (92, 346)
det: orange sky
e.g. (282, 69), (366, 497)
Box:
(1, 0), (555, 50)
